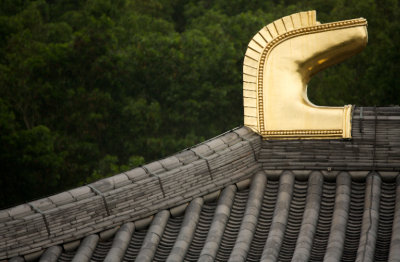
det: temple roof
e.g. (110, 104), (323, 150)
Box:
(1, 106), (400, 261)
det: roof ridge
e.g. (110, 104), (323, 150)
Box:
(0, 127), (262, 260)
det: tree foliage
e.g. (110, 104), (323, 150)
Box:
(0, 0), (399, 208)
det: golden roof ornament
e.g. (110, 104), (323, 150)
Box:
(243, 10), (368, 139)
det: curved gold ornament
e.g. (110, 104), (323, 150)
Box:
(243, 11), (368, 139)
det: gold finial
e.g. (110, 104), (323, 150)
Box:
(243, 11), (368, 139)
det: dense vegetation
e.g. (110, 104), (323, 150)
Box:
(0, 0), (399, 208)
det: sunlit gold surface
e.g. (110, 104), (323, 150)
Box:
(243, 11), (368, 139)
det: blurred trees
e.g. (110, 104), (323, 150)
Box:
(0, 0), (399, 207)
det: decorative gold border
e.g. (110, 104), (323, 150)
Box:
(257, 18), (367, 136)
(262, 129), (342, 136)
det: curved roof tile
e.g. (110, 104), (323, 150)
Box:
(1, 107), (400, 261)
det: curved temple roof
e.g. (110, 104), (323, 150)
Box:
(0, 107), (400, 262)
(1, 8), (399, 261)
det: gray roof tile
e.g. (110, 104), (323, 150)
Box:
(71, 234), (98, 262)
(191, 144), (214, 157)
(159, 156), (182, 170)
(324, 173), (350, 261)
(23, 250), (43, 261)
(229, 172), (266, 261)
(0, 210), (10, 223)
(199, 185), (236, 261)
(136, 210), (170, 262)
(1, 114), (400, 261)
(233, 126), (253, 137)
(143, 161), (165, 175)
(4, 169), (400, 261)
(40, 245), (62, 262)
(356, 174), (381, 262)
(68, 186), (94, 201)
(389, 176), (400, 261)
(124, 167), (148, 181)
(9, 204), (33, 219)
(110, 173), (131, 189)
(99, 226), (120, 241)
(90, 178), (115, 193)
(166, 198), (203, 261)
(205, 138), (227, 152)
(104, 222), (134, 262)
(292, 172), (323, 261)
(9, 256), (24, 262)
(261, 172), (294, 261)
(169, 203), (188, 218)
(29, 198), (55, 212)
(202, 190), (220, 203)
(48, 192), (74, 207)
(63, 239), (80, 252)
(174, 150), (198, 165)
(220, 131), (240, 146)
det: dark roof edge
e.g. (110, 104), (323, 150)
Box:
(2, 106), (399, 259)
(0, 126), (262, 260)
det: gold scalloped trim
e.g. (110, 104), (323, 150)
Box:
(263, 129), (343, 136)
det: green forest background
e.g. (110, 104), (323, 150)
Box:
(0, 0), (399, 208)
